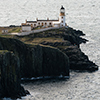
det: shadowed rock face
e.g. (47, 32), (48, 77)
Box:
(41, 41), (98, 72)
(0, 37), (69, 98)
(39, 27), (98, 72)
(0, 27), (98, 98)
(25, 45), (69, 77)
(0, 50), (29, 99)
(0, 37), (69, 78)
(42, 46), (69, 76)
(61, 46), (98, 71)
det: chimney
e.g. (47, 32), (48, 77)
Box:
(36, 18), (38, 21)
(25, 19), (27, 23)
(47, 18), (49, 20)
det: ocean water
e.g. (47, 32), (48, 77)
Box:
(1, 0), (100, 100)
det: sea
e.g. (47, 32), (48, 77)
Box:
(1, 0), (100, 100)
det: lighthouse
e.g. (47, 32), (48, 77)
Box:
(59, 6), (66, 27)
(22, 6), (67, 31)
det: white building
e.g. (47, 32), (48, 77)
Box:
(21, 25), (31, 32)
(22, 6), (67, 32)
(2, 29), (8, 33)
(1, 27), (8, 34)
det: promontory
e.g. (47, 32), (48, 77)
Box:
(0, 26), (98, 99)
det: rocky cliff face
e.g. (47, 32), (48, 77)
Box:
(0, 26), (98, 98)
(0, 50), (29, 99)
(20, 44), (69, 78)
(0, 37), (69, 78)
(61, 45), (98, 71)
(0, 37), (69, 98)
(34, 27), (98, 72)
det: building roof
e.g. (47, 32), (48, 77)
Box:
(26, 19), (59, 23)
(22, 25), (31, 26)
(0, 27), (9, 30)
(37, 19), (59, 22)
(61, 6), (65, 9)
(26, 21), (37, 23)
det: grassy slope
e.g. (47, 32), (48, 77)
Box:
(17, 28), (66, 44)
(0, 27), (21, 33)
(0, 27), (75, 50)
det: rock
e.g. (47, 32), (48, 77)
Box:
(62, 45), (98, 72)
(0, 26), (98, 99)
(41, 41), (98, 72)
(0, 50), (29, 99)
(22, 44), (69, 77)
(42, 45), (69, 76)
(30, 27), (98, 72)
(41, 41), (71, 47)
(0, 37), (69, 78)
(63, 33), (87, 47)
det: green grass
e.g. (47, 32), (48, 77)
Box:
(0, 50), (10, 54)
(0, 27), (21, 33)
(57, 46), (69, 49)
(18, 37), (63, 45)
(8, 27), (21, 33)
(0, 27), (21, 38)
(0, 27), (68, 48)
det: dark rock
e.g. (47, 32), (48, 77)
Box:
(63, 33), (87, 47)
(0, 50), (29, 99)
(32, 27), (98, 72)
(62, 46), (98, 72)
(74, 30), (85, 36)
(0, 37), (69, 78)
(41, 41), (71, 47)
(41, 41), (98, 72)
(23, 44), (69, 77)
(42, 46), (69, 76)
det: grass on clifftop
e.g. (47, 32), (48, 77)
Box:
(17, 27), (65, 42)
(8, 27), (21, 33)
(0, 27), (72, 50)
(0, 27), (21, 38)
(0, 27), (21, 33)
(0, 27), (69, 51)
(0, 50), (9, 54)
(19, 37), (63, 45)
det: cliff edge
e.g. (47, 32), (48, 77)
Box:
(0, 26), (98, 98)
(16, 27), (98, 72)
(0, 50), (29, 99)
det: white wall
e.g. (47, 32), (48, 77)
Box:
(59, 16), (66, 27)
(2, 30), (8, 33)
(37, 21), (53, 26)
(54, 24), (59, 27)
(26, 21), (54, 27)
(22, 26), (31, 32)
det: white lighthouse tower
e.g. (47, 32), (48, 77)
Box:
(59, 6), (66, 27)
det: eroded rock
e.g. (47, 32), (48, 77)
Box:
(0, 50), (29, 99)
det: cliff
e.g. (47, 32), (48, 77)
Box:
(16, 27), (98, 72)
(0, 50), (29, 99)
(0, 37), (69, 78)
(0, 36), (69, 98)
(0, 26), (98, 98)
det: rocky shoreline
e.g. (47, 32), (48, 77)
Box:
(0, 27), (98, 99)
(23, 27), (98, 72)
(0, 50), (30, 99)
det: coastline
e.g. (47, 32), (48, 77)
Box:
(0, 26), (98, 99)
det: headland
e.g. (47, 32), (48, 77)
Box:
(0, 6), (98, 99)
